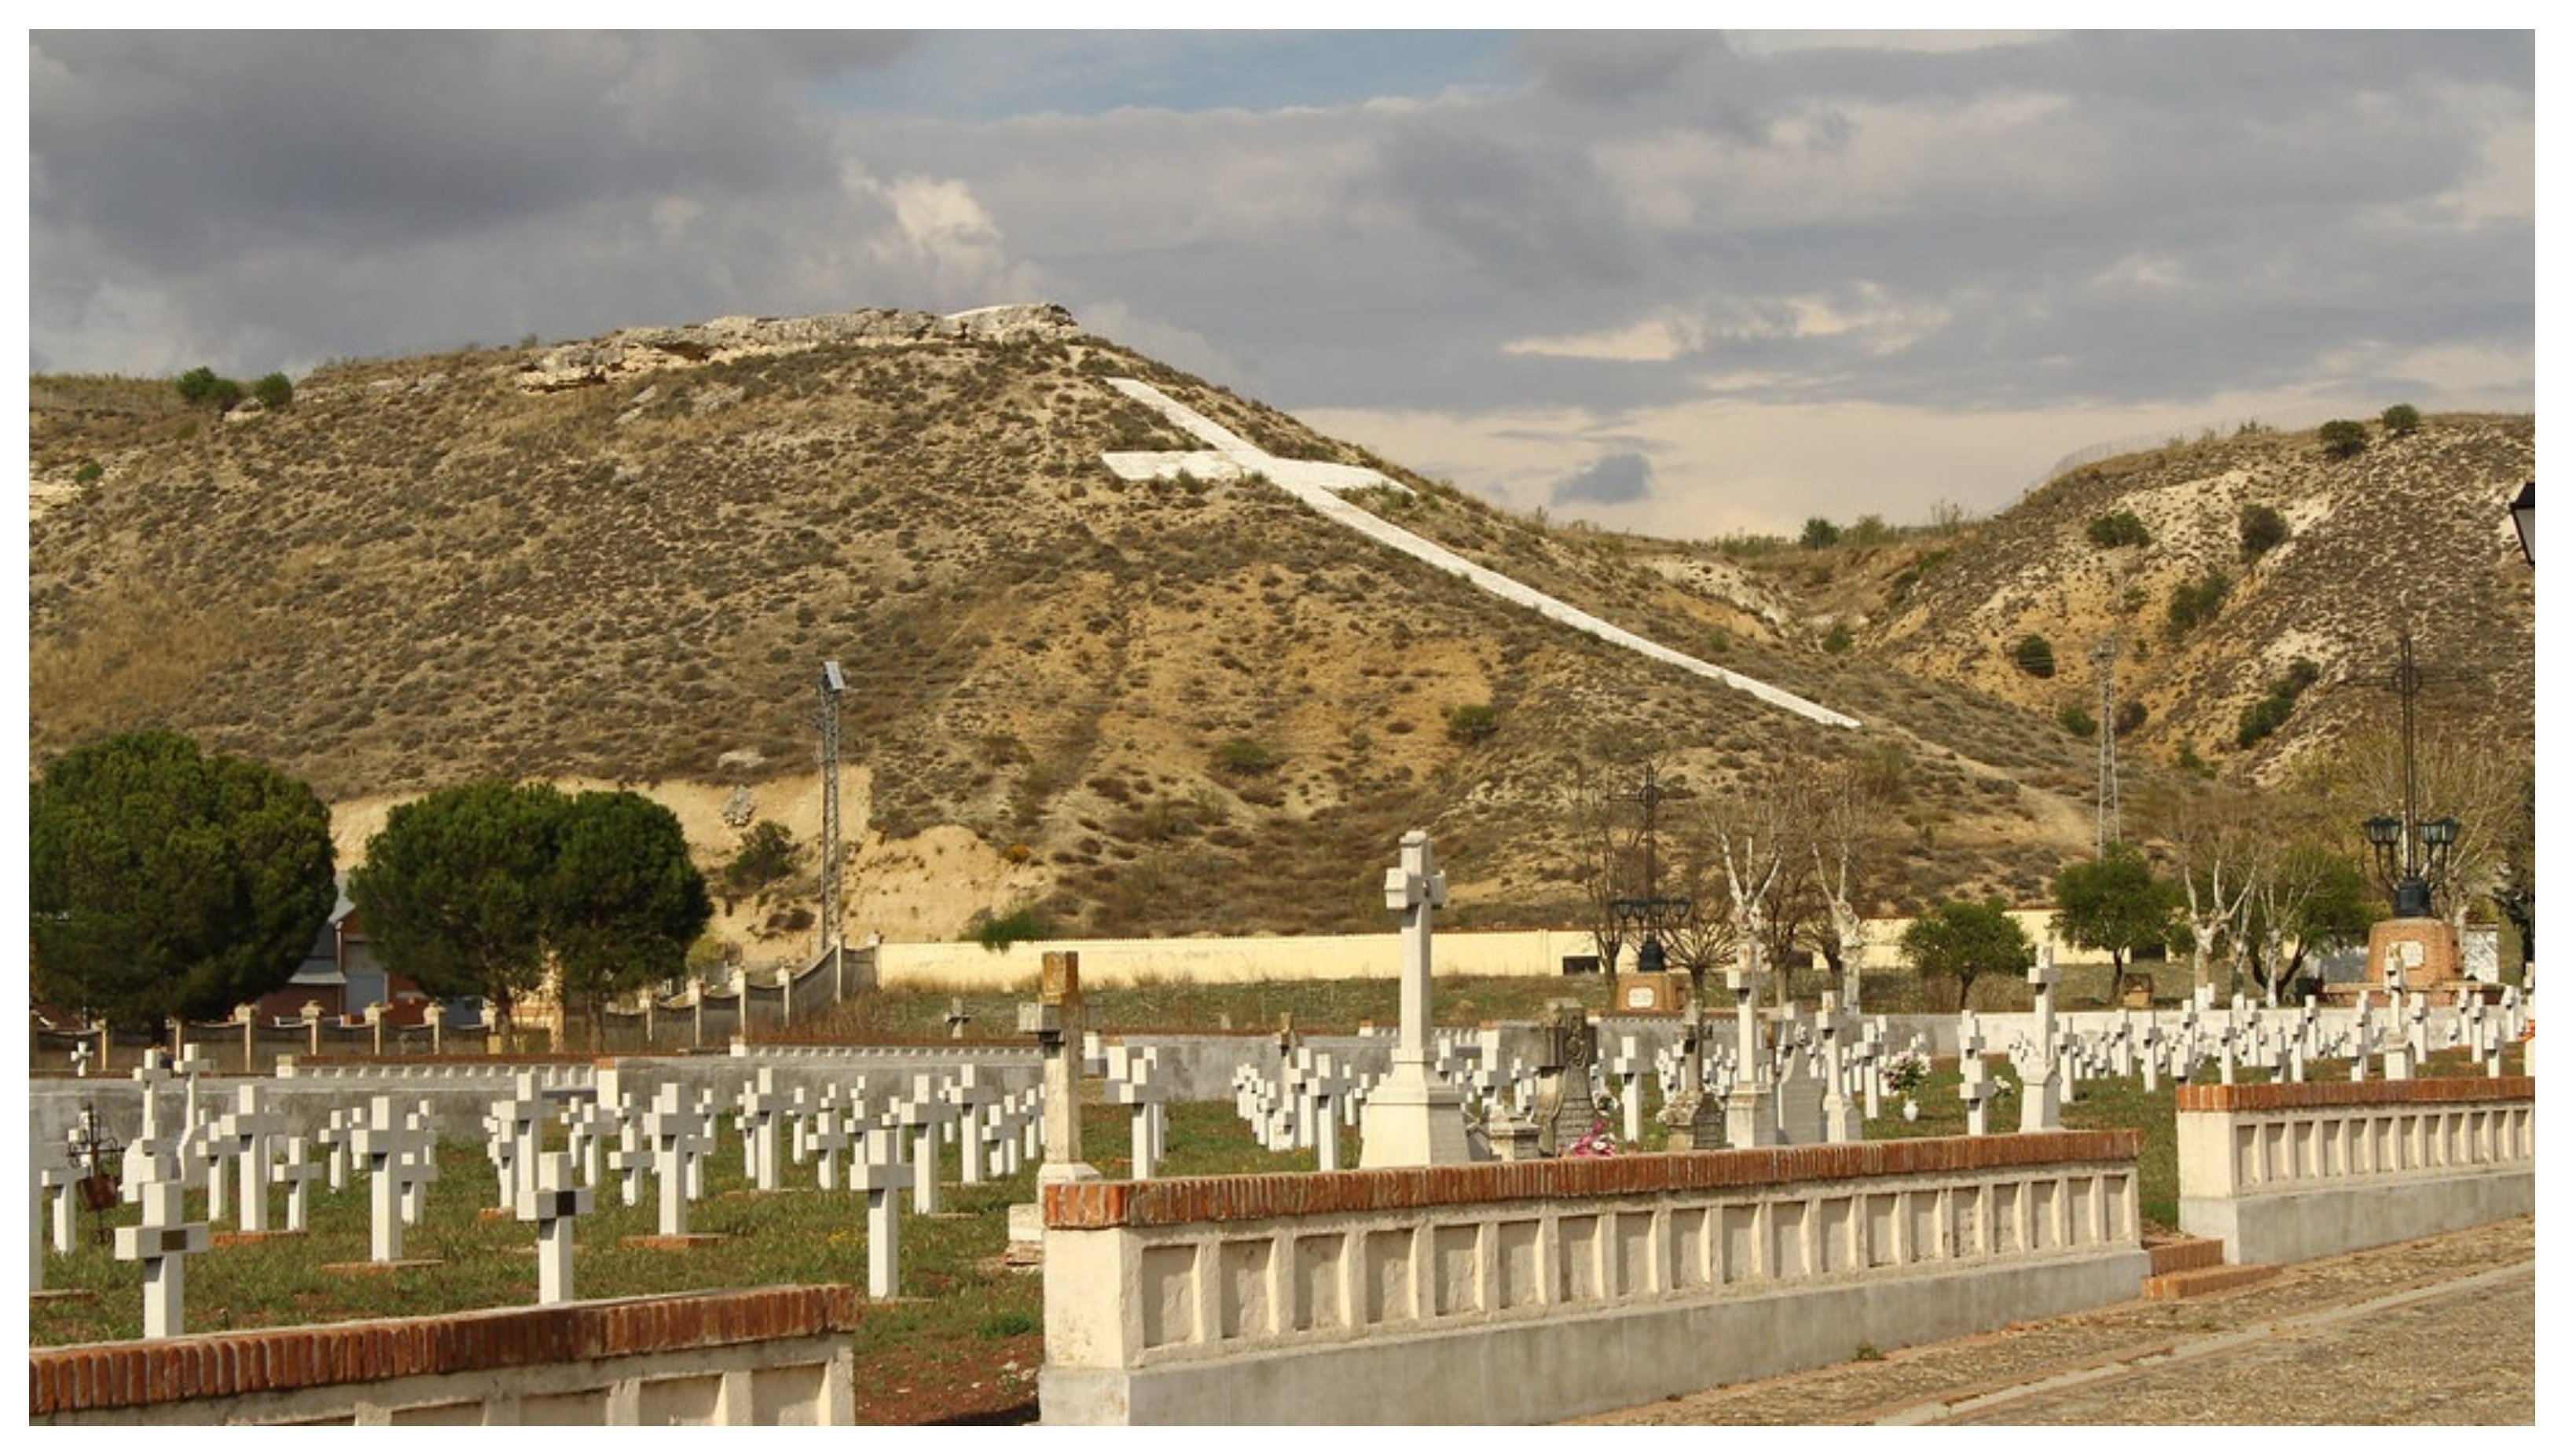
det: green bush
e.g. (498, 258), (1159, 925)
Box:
(2238, 504), (2288, 563)
(1800, 517), (1842, 550)
(2057, 704), (2097, 738)
(2086, 512), (2151, 549)
(252, 372), (294, 411)
(1210, 738), (1279, 777)
(1442, 702), (1499, 746)
(1821, 622), (1854, 655)
(2318, 419), (2369, 458)
(2236, 658), (2320, 749)
(2013, 635), (2057, 678)
(2165, 570), (2232, 642)
(2380, 403), (2421, 435)
(968, 904), (1050, 953)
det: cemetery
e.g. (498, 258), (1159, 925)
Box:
(23, 830), (2535, 1426)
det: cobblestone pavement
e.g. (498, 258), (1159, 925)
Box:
(1571, 1216), (2533, 1426)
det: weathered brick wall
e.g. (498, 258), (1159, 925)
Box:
(30, 1285), (861, 1421)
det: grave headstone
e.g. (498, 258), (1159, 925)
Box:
(516, 1150), (596, 1305)
(1357, 830), (1474, 1166)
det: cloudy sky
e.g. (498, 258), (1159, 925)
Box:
(22, 27), (2536, 539)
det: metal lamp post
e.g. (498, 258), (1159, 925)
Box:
(1612, 894), (1691, 974)
(2365, 812), (2460, 919)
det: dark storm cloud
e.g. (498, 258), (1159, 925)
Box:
(29, 31), (920, 372)
(1552, 453), (1654, 507)
(24, 29), (2529, 534)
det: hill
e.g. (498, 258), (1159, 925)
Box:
(27, 307), (2531, 956)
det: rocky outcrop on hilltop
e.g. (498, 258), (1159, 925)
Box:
(516, 303), (1081, 391)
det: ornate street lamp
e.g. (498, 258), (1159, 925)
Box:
(2509, 480), (2533, 565)
(2365, 810), (2461, 919)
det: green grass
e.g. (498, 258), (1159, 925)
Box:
(30, 1098), (1323, 1351)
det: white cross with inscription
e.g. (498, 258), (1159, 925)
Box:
(517, 1150), (596, 1305)
(350, 1095), (439, 1262)
(112, 1140), (210, 1338)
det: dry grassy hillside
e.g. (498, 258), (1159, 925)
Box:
(1851, 416), (2533, 784)
(30, 309), (2523, 955)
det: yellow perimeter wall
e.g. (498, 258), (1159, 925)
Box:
(875, 912), (2092, 992)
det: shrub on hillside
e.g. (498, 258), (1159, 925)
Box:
(1800, 517), (1841, 550)
(2164, 570), (2232, 643)
(2013, 635), (2057, 678)
(2086, 512), (2151, 549)
(2057, 704), (2097, 738)
(2318, 419), (2370, 458)
(2238, 504), (2288, 563)
(2380, 403), (2422, 435)
(252, 372), (294, 411)
(1442, 702), (1499, 746)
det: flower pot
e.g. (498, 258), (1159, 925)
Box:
(1901, 1098), (1918, 1123)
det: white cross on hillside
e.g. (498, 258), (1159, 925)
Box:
(1099, 376), (1860, 731)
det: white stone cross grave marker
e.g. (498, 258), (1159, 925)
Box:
(277, 1135), (324, 1233)
(112, 1140), (209, 1338)
(487, 1071), (549, 1210)
(848, 1126), (913, 1299)
(211, 1083), (288, 1234)
(349, 1095), (439, 1263)
(736, 1069), (789, 1193)
(517, 1150), (596, 1305)
(898, 1073), (956, 1216)
(638, 1083), (715, 1237)
(799, 1085), (857, 1192)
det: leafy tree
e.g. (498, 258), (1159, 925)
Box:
(252, 372), (294, 411)
(2318, 419), (2369, 458)
(545, 790), (713, 1046)
(1899, 897), (2033, 1010)
(176, 365), (246, 413)
(721, 820), (802, 911)
(30, 731), (338, 1031)
(2053, 842), (2176, 1004)
(2237, 504), (2288, 563)
(350, 781), (568, 1047)
(2013, 635), (2056, 678)
(2086, 512), (2151, 549)
(1800, 517), (1842, 550)
(2380, 403), (2422, 435)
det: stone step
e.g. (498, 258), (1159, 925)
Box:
(2143, 1263), (2279, 1300)
(2143, 1235), (2227, 1277)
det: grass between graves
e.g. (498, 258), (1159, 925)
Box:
(29, 1095), (1330, 1416)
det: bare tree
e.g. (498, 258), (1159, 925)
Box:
(1686, 766), (1801, 996)
(1563, 760), (1649, 997)
(1804, 752), (1890, 1010)
(2139, 779), (2261, 997)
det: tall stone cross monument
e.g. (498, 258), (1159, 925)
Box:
(1360, 831), (1474, 1167)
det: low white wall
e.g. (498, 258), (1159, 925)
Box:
(2174, 1077), (2535, 1266)
(1039, 1132), (2146, 1425)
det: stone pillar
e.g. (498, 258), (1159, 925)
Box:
(1011, 952), (1099, 1250)
(1723, 961), (1778, 1150)
(1358, 831), (1475, 1167)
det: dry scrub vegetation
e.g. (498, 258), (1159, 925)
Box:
(28, 314), (2531, 949)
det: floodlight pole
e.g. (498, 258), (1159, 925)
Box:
(818, 662), (845, 974)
